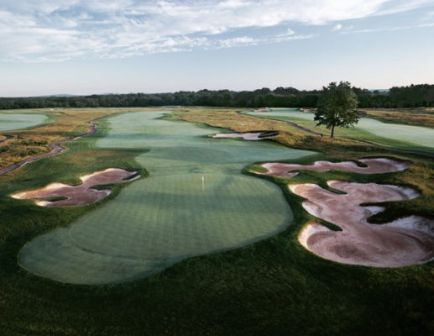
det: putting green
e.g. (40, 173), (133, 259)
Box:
(19, 111), (314, 284)
(0, 113), (48, 132)
(247, 108), (434, 148)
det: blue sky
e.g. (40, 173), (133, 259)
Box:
(0, 0), (433, 96)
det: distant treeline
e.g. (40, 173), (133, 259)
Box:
(1, 84), (434, 109)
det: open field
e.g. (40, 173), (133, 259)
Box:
(0, 107), (433, 335)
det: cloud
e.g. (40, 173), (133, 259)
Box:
(342, 21), (434, 34)
(374, 0), (433, 16)
(216, 32), (313, 49)
(332, 23), (343, 31)
(0, 0), (432, 62)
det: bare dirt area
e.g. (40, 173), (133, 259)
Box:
(293, 181), (434, 267)
(257, 157), (408, 178)
(11, 168), (139, 207)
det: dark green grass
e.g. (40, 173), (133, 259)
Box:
(0, 117), (434, 335)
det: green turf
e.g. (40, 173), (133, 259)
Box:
(0, 112), (49, 132)
(357, 118), (434, 148)
(18, 111), (314, 284)
(247, 108), (434, 148)
(1, 109), (433, 336)
(248, 108), (315, 121)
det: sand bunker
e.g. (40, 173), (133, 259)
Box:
(212, 131), (278, 141)
(258, 157), (408, 178)
(11, 168), (139, 207)
(292, 181), (434, 267)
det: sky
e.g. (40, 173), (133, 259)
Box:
(0, 0), (434, 97)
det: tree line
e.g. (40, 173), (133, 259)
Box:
(1, 84), (433, 110)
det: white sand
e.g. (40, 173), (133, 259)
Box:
(11, 168), (137, 207)
(258, 157), (408, 178)
(291, 181), (434, 267)
(212, 132), (277, 141)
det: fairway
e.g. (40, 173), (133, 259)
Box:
(0, 112), (48, 132)
(357, 118), (434, 148)
(19, 111), (314, 284)
(248, 108), (315, 121)
(247, 108), (434, 148)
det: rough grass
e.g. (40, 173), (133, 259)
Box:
(364, 108), (434, 128)
(0, 108), (155, 170)
(0, 107), (433, 335)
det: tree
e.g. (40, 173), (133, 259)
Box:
(2, 84), (434, 110)
(315, 81), (359, 138)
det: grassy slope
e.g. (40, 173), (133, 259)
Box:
(0, 107), (433, 336)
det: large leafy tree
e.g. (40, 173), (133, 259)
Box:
(315, 81), (359, 138)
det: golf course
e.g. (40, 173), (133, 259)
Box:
(0, 105), (433, 335)
(2, 0), (434, 334)
(16, 111), (313, 284)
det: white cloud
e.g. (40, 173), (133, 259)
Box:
(218, 36), (258, 48)
(374, 0), (433, 16)
(332, 23), (343, 31)
(0, 0), (432, 62)
(342, 21), (434, 34)
(216, 32), (313, 49)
